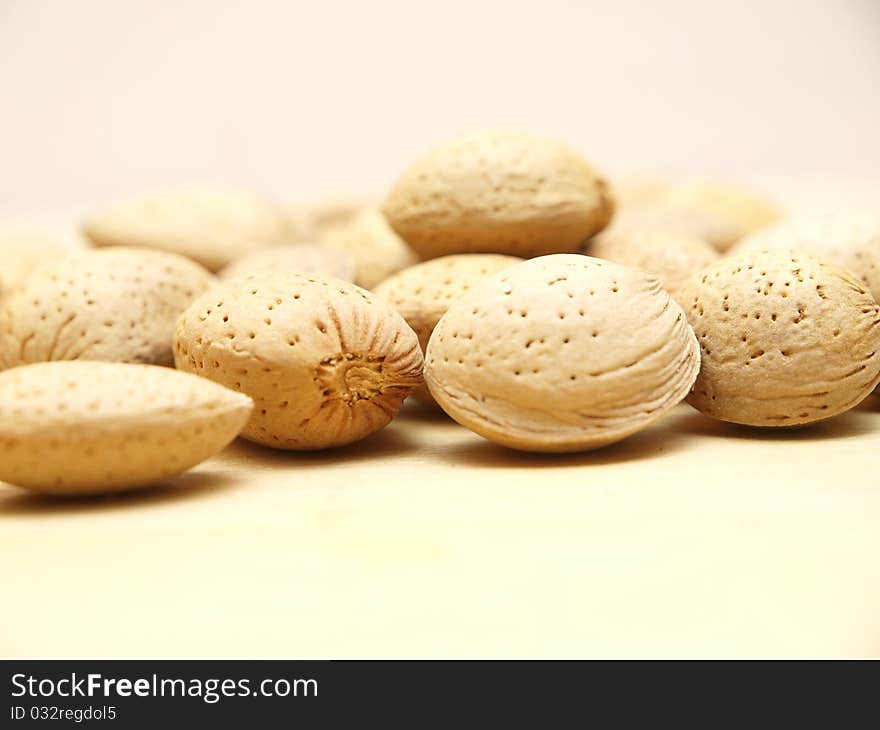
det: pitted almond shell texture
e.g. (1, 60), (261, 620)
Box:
(733, 210), (880, 301)
(219, 243), (355, 283)
(0, 247), (215, 370)
(424, 254), (700, 452)
(382, 130), (614, 260)
(82, 186), (293, 271)
(680, 248), (880, 426)
(323, 208), (417, 289)
(584, 230), (719, 302)
(0, 361), (252, 494)
(373, 254), (522, 404)
(174, 272), (424, 450)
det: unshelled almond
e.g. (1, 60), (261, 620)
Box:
(618, 180), (779, 251)
(425, 254), (700, 452)
(601, 203), (739, 253)
(289, 194), (373, 235)
(0, 361), (252, 494)
(383, 130), (614, 260)
(0, 229), (84, 299)
(323, 208), (417, 289)
(680, 248), (880, 425)
(174, 272), (423, 450)
(82, 186), (292, 271)
(220, 243), (355, 283)
(0, 247), (215, 370)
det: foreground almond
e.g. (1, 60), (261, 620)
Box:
(0, 362), (252, 495)
(383, 130), (614, 260)
(681, 248), (880, 426)
(82, 186), (292, 271)
(0, 247), (215, 370)
(425, 254), (700, 452)
(174, 272), (423, 450)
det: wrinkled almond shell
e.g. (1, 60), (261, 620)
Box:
(681, 248), (880, 426)
(383, 131), (614, 260)
(0, 247), (215, 370)
(175, 272), (424, 450)
(0, 361), (252, 494)
(425, 254), (700, 452)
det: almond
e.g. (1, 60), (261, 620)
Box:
(733, 210), (880, 300)
(0, 227), (85, 299)
(619, 181), (779, 251)
(174, 272), (423, 450)
(602, 203), (740, 252)
(680, 248), (880, 426)
(323, 208), (417, 289)
(82, 186), (292, 271)
(0, 247), (215, 370)
(583, 230), (719, 302)
(289, 194), (373, 235)
(374, 254), (522, 403)
(0, 361), (252, 494)
(383, 130), (614, 260)
(424, 254), (700, 452)
(219, 243), (355, 283)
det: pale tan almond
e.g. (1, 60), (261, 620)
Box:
(219, 243), (355, 283)
(0, 247), (215, 370)
(0, 361), (252, 495)
(289, 195), (374, 235)
(323, 208), (417, 289)
(680, 248), (880, 426)
(383, 130), (614, 260)
(174, 272), (423, 450)
(0, 228), (86, 299)
(617, 180), (780, 251)
(82, 186), (292, 271)
(602, 204), (741, 252)
(425, 254), (700, 452)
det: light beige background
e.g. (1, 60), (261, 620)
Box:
(1, 0), (879, 216)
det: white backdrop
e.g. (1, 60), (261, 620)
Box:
(1, 0), (879, 215)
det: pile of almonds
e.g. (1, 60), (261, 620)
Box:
(2, 129), (879, 494)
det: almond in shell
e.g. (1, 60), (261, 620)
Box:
(425, 254), (700, 452)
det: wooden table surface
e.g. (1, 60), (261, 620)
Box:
(3, 396), (880, 658)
